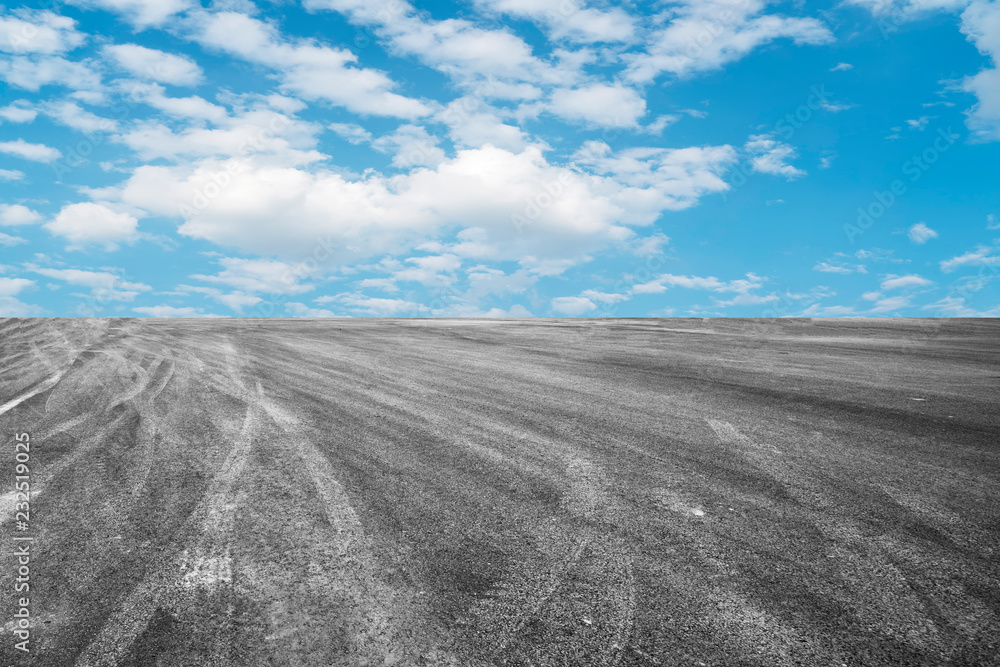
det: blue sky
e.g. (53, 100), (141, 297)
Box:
(1, 0), (998, 318)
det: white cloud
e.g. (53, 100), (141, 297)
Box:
(0, 204), (41, 226)
(191, 256), (316, 295)
(328, 122), (372, 145)
(940, 245), (1000, 272)
(27, 264), (150, 301)
(65, 0), (193, 28)
(44, 100), (118, 134)
(0, 138), (60, 162)
(906, 116), (931, 130)
(633, 233), (670, 257)
(744, 134), (805, 179)
(180, 285), (262, 313)
(392, 253), (462, 286)
(0, 10), (85, 54)
(0, 169), (25, 180)
(625, 0), (833, 82)
(44, 202), (139, 248)
(634, 272), (769, 298)
(438, 98), (531, 152)
(830, 62), (853, 71)
(908, 222), (938, 243)
(0, 232), (26, 246)
(960, 0), (1000, 141)
(110, 99), (322, 163)
(581, 289), (630, 304)
(304, 0), (583, 92)
(0, 276), (35, 296)
(551, 295), (596, 315)
(0, 55), (102, 92)
(845, 0), (970, 16)
(95, 142), (734, 268)
(189, 10), (431, 118)
(103, 43), (203, 85)
(27, 266), (150, 291)
(813, 262), (866, 274)
(318, 293), (429, 315)
(922, 296), (1000, 317)
(988, 213), (999, 229)
(133, 305), (217, 317)
(549, 83), (647, 128)
(356, 277), (398, 292)
(869, 296), (910, 313)
(476, 0), (636, 43)
(0, 103), (37, 123)
(285, 302), (341, 317)
(372, 124), (447, 168)
(880, 274), (932, 290)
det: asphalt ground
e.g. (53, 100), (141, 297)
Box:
(0, 317), (998, 666)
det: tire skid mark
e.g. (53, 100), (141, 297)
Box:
(1, 350), (177, 523)
(463, 433), (637, 665)
(706, 418), (781, 454)
(251, 390), (467, 666)
(279, 357), (640, 665)
(74, 379), (262, 667)
(0, 373), (63, 416)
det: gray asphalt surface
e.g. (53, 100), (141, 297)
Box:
(1, 317), (998, 666)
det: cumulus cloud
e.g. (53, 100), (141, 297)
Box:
(0, 10), (85, 54)
(44, 202), (139, 248)
(549, 83), (647, 128)
(0, 276), (35, 296)
(813, 262), (866, 274)
(869, 295), (910, 313)
(475, 0), (636, 43)
(103, 43), (203, 85)
(551, 295), (596, 315)
(0, 54), (102, 92)
(372, 124), (447, 168)
(304, 0), (583, 92)
(133, 304), (217, 317)
(65, 0), (194, 28)
(438, 98), (531, 152)
(90, 142), (737, 270)
(625, 0), (833, 82)
(317, 293), (429, 316)
(328, 122), (372, 145)
(27, 265), (151, 301)
(0, 139), (60, 162)
(908, 222), (938, 243)
(0, 204), (41, 225)
(0, 103), (38, 123)
(191, 257), (317, 295)
(960, 0), (1000, 141)
(188, 10), (431, 118)
(940, 245), (1000, 272)
(0, 232), (26, 246)
(744, 134), (806, 179)
(880, 274), (932, 290)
